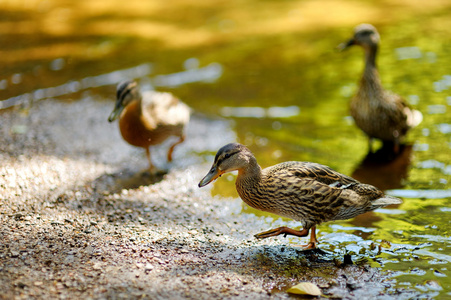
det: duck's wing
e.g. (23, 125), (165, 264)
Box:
(267, 161), (359, 187)
(385, 92), (423, 132)
(260, 162), (365, 226)
(282, 162), (392, 201)
(265, 162), (400, 223)
(142, 91), (190, 127)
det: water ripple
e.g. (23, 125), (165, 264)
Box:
(220, 105), (300, 118)
(387, 189), (451, 199)
(0, 63), (153, 109)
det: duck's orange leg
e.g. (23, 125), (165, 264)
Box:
(167, 135), (185, 162)
(304, 226), (318, 249)
(145, 147), (155, 172)
(255, 226), (318, 249)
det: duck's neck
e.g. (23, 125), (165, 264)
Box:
(364, 44), (378, 69)
(122, 98), (142, 118)
(236, 156), (262, 193)
(360, 45), (383, 93)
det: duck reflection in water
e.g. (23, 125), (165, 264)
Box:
(352, 143), (413, 191)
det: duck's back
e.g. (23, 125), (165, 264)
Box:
(142, 91), (190, 128)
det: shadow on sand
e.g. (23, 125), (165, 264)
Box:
(92, 168), (167, 194)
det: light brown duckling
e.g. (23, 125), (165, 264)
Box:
(339, 23), (422, 152)
(108, 80), (190, 171)
(199, 143), (402, 249)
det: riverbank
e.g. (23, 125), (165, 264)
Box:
(0, 97), (411, 299)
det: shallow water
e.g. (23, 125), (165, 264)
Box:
(1, 0), (450, 298)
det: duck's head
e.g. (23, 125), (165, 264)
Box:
(338, 23), (380, 51)
(198, 143), (254, 187)
(108, 80), (140, 122)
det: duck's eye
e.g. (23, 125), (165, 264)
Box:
(224, 153), (231, 159)
(360, 30), (373, 36)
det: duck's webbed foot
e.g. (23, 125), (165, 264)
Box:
(294, 242), (317, 250)
(295, 227), (318, 249)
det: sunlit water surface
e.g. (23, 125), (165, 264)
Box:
(1, 1), (450, 297)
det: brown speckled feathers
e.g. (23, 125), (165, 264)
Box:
(340, 24), (422, 148)
(236, 160), (396, 230)
(199, 143), (402, 247)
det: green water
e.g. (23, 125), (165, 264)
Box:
(1, 0), (450, 297)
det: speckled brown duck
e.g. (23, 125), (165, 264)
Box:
(340, 24), (422, 152)
(198, 143), (402, 249)
(108, 80), (190, 171)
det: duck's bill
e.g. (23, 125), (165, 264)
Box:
(108, 104), (124, 122)
(198, 166), (224, 188)
(337, 38), (355, 51)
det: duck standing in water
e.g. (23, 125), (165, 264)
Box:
(108, 80), (190, 171)
(339, 24), (422, 153)
(199, 143), (402, 249)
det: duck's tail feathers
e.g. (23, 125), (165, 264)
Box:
(371, 195), (402, 208)
(406, 108), (423, 128)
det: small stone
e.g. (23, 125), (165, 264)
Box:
(328, 279), (339, 286)
(318, 282), (330, 288)
(136, 263), (144, 269)
(14, 213), (24, 220)
(343, 254), (353, 265)
(85, 246), (94, 254)
(347, 281), (362, 291)
(65, 255), (75, 264)
(144, 264), (153, 272)
(10, 251), (20, 258)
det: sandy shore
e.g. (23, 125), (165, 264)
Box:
(0, 97), (404, 299)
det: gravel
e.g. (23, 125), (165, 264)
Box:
(1, 96), (396, 299)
